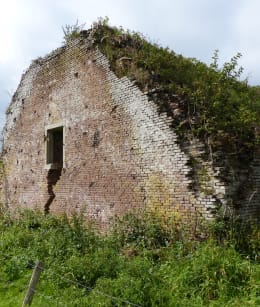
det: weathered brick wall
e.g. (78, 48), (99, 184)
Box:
(1, 37), (259, 227)
(0, 160), (4, 209)
(236, 150), (260, 220)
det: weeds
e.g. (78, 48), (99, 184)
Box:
(208, 217), (260, 261)
(62, 20), (85, 44)
(0, 210), (259, 306)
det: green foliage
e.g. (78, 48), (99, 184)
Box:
(91, 22), (260, 158)
(185, 52), (258, 153)
(209, 218), (260, 261)
(0, 211), (259, 306)
(154, 241), (258, 306)
(62, 20), (85, 44)
(112, 212), (185, 249)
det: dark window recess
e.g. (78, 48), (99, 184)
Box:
(46, 127), (63, 166)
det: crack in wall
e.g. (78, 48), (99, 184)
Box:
(44, 168), (62, 214)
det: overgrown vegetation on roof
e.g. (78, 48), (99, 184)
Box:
(88, 18), (260, 162)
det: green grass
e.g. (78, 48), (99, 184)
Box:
(0, 210), (259, 306)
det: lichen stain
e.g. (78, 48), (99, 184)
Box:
(144, 173), (182, 223)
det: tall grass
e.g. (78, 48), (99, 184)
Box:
(0, 210), (259, 306)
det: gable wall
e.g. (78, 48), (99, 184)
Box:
(2, 38), (258, 228)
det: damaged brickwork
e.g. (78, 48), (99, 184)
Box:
(1, 33), (259, 228)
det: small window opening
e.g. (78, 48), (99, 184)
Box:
(46, 126), (64, 168)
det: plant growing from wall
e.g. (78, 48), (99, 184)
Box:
(62, 20), (85, 44)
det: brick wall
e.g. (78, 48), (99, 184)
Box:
(1, 37), (259, 227)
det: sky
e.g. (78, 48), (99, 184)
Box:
(1, 0), (260, 133)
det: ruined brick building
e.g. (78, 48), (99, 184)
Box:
(1, 24), (259, 227)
